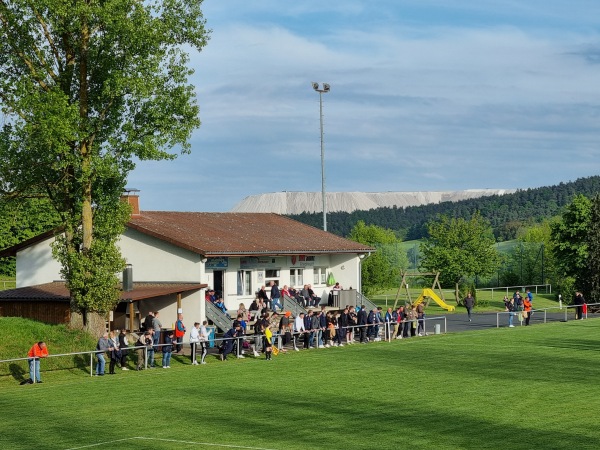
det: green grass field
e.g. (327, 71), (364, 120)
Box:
(1, 318), (599, 449)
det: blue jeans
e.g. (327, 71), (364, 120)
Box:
(153, 331), (161, 351)
(28, 358), (41, 382)
(317, 329), (323, 346)
(509, 312), (514, 326)
(162, 351), (172, 367)
(147, 348), (155, 367)
(96, 353), (106, 375)
(308, 331), (315, 347)
(272, 297), (282, 311)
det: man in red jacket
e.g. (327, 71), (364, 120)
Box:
(26, 341), (49, 384)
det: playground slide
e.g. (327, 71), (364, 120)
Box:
(414, 288), (455, 311)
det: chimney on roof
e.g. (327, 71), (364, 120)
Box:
(123, 264), (133, 292)
(121, 188), (140, 217)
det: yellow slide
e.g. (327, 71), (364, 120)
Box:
(413, 288), (455, 311)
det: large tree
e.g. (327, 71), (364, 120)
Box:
(348, 221), (407, 296)
(0, 0), (209, 324)
(550, 194), (592, 300)
(420, 213), (500, 303)
(587, 195), (600, 302)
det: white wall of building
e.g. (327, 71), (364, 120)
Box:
(16, 236), (62, 287)
(119, 228), (201, 282)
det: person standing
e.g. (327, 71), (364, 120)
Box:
(384, 308), (394, 340)
(270, 281), (282, 312)
(108, 331), (121, 375)
(506, 297), (516, 327)
(143, 311), (154, 332)
(175, 314), (186, 353)
(118, 329), (130, 370)
(221, 325), (241, 361)
(574, 291), (585, 320)
(136, 331), (152, 370)
(523, 296), (533, 326)
(464, 292), (475, 322)
(162, 331), (174, 368)
(348, 306), (357, 343)
(26, 341), (48, 384)
(357, 305), (368, 343)
(152, 311), (162, 352)
(199, 321), (210, 364)
(190, 322), (200, 365)
(293, 312), (306, 351)
(96, 332), (113, 376)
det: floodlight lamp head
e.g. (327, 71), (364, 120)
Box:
(323, 83), (330, 92)
(312, 82), (319, 91)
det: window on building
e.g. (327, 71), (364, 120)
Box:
(290, 268), (303, 287)
(313, 267), (328, 285)
(237, 270), (252, 296)
(264, 269), (280, 289)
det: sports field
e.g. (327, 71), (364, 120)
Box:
(1, 320), (599, 449)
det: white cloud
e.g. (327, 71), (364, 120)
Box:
(128, 1), (600, 211)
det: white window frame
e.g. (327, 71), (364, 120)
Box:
(264, 269), (280, 290)
(290, 268), (303, 287)
(313, 267), (328, 285)
(237, 270), (252, 296)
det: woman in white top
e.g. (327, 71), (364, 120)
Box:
(199, 321), (210, 364)
(189, 322), (200, 365)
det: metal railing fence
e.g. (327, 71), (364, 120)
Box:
(479, 284), (552, 300)
(495, 302), (600, 328)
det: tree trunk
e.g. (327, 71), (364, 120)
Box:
(455, 282), (460, 305)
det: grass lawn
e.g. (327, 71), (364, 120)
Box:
(1, 319), (600, 449)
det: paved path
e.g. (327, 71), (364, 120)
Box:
(425, 309), (599, 334)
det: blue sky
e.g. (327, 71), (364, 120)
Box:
(128, 0), (600, 212)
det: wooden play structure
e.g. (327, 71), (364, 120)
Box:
(393, 272), (455, 311)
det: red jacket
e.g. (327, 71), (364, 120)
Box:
(27, 343), (48, 358)
(175, 320), (186, 338)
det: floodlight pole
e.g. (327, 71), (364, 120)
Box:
(312, 82), (330, 232)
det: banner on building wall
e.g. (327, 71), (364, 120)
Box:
(240, 257), (278, 269)
(289, 255), (315, 267)
(206, 257), (229, 269)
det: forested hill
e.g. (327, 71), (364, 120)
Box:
(288, 176), (600, 240)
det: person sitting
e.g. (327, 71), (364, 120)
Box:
(205, 289), (217, 303)
(238, 302), (249, 321)
(215, 297), (229, 315)
(281, 284), (292, 299)
(307, 284), (321, 307)
(257, 285), (271, 310)
(300, 285), (311, 308)
(249, 299), (260, 320)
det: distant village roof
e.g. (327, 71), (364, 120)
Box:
(127, 211), (374, 257)
(0, 281), (205, 302)
(230, 190), (517, 215)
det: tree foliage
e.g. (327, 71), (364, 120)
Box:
(587, 196), (600, 302)
(550, 194), (591, 298)
(0, 0), (209, 320)
(501, 220), (556, 286)
(0, 197), (60, 275)
(348, 221), (407, 295)
(420, 213), (500, 302)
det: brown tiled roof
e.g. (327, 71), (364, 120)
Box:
(127, 212), (374, 256)
(0, 282), (205, 302)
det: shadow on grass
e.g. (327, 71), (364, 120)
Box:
(8, 363), (27, 384)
